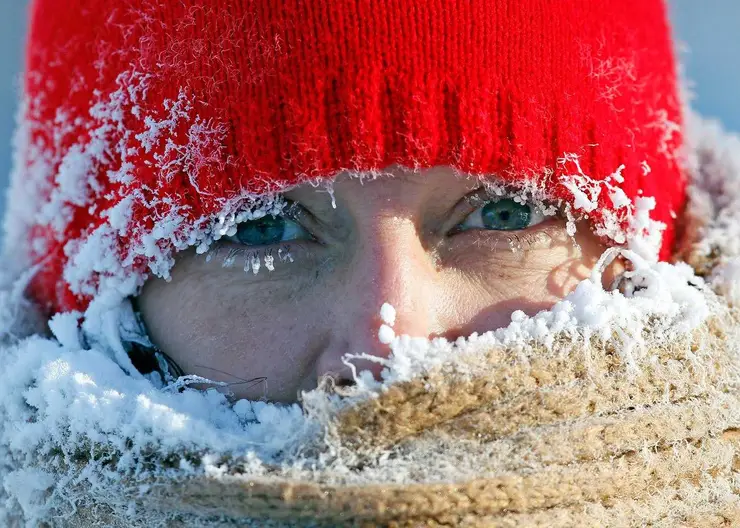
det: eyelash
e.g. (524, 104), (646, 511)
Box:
(206, 242), (300, 270)
(217, 190), (559, 255)
(502, 230), (554, 251)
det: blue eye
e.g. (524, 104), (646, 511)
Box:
(457, 198), (545, 232)
(229, 215), (309, 246)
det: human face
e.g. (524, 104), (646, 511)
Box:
(137, 165), (611, 403)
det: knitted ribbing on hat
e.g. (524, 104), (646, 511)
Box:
(7, 0), (685, 314)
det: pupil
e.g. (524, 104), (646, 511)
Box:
(482, 199), (531, 231)
(236, 215), (286, 246)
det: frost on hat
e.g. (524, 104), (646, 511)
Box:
(5, 0), (686, 316)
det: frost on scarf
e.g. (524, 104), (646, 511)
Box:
(679, 113), (740, 308)
(0, 72), (735, 524)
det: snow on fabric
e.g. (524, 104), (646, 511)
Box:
(9, 69), (294, 318)
(1, 241), (738, 525)
(8, 63), (676, 318)
(0, 112), (736, 522)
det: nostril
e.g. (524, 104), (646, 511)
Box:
(317, 370), (357, 392)
(334, 376), (356, 388)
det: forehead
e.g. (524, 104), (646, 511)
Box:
(285, 165), (483, 209)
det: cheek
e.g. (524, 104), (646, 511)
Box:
(136, 263), (325, 401)
(439, 230), (602, 333)
(134, 224), (610, 400)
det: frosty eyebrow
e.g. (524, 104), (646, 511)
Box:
(283, 187), (338, 216)
(281, 191), (352, 241)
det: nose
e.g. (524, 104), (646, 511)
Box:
(314, 215), (442, 385)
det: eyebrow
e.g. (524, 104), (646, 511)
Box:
(284, 185), (338, 215)
(281, 187), (354, 242)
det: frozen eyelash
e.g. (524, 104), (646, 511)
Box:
(204, 243), (295, 274)
(473, 183), (560, 219)
(475, 179), (587, 246)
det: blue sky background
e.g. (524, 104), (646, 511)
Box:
(0, 1), (738, 220)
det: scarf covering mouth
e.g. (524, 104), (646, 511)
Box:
(1, 115), (740, 527)
(47, 313), (740, 528)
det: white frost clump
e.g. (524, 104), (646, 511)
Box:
(380, 302), (396, 326)
(557, 153), (666, 261)
(378, 325), (395, 345)
(627, 196), (665, 263)
(378, 302), (397, 344)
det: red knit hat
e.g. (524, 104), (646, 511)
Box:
(8, 0), (685, 316)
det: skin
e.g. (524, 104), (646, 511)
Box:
(138, 165), (615, 403)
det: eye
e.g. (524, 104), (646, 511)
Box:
(226, 214), (311, 246)
(455, 198), (546, 232)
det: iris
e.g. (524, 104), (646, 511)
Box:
(455, 196), (544, 234)
(235, 216), (286, 246)
(481, 199), (532, 231)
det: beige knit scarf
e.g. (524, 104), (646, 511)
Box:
(67, 308), (740, 527)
